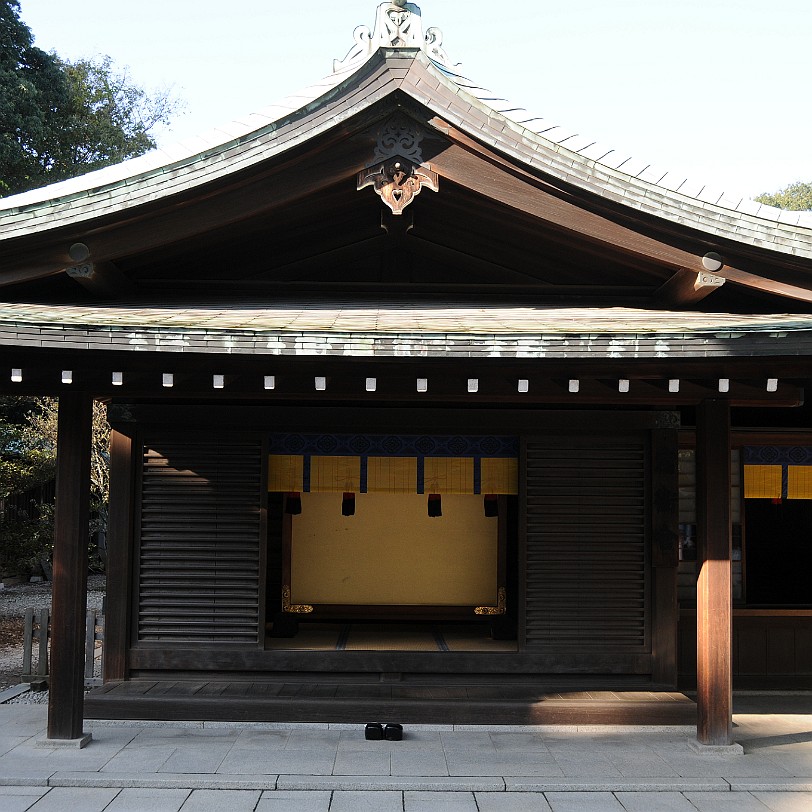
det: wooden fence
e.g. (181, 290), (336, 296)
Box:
(21, 608), (104, 687)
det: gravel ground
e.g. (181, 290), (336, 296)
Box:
(0, 574), (105, 698)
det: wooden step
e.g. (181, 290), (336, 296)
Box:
(85, 681), (696, 726)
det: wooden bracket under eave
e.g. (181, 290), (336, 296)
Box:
(652, 268), (726, 309)
(65, 260), (135, 299)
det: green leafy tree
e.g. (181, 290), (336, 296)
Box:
(0, 397), (55, 498)
(754, 181), (812, 212)
(0, 397), (110, 575)
(50, 55), (179, 180)
(0, 0), (181, 196)
(0, 0), (70, 194)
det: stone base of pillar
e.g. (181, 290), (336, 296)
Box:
(688, 739), (743, 756)
(36, 732), (92, 749)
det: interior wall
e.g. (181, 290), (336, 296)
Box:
(290, 493), (498, 606)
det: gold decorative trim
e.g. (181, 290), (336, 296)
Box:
(282, 585), (314, 614)
(474, 587), (506, 616)
(357, 160), (438, 215)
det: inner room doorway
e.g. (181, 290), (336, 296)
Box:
(266, 492), (517, 652)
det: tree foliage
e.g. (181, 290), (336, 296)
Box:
(0, 397), (110, 575)
(24, 397), (110, 506)
(754, 181), (812, 212)
(0, 0), (69, 195)
(0, 0), (181, 196)
(52, 55), (178, 179)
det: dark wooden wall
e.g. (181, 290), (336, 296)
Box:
(134, 436), (265, 645)
(106, 407), (679, 681)
(679, 610), (812, 689)
(521, 434), (651, 674)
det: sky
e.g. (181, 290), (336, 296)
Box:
(17, 0), (812, 200)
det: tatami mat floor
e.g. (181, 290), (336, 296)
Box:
(265, 623), (517, 652)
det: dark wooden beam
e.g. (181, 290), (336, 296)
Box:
(695, 398), (733, 746)
(65, 260), (134, 299)
(47, 392), (93, 743)
(431, 126), (703, 270)
(652, 268), (725, 308)
(717, 266), (812, 305)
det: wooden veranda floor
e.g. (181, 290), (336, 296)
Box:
(84, 680), (696, 726)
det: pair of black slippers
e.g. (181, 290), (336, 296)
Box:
(365, 722), (403, 741)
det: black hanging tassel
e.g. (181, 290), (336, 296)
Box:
(427, 493), (442, 517)
(285, 492), (302, 514)
(342, 492), (356, 516)
(484, 494), (499, 517)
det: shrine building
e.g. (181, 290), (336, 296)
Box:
(1, 1), (812, 746)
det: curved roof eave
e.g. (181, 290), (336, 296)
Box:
(0, 53), (382, 238)
(423, 65), (812, 260)
(1, 47), (811, 262)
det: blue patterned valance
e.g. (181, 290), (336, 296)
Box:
(743, 446), (812, 465)
(743, 446), (812, 499)
(268, 434), (518, 458)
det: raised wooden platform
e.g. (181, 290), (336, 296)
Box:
(85, 680), (696, 726)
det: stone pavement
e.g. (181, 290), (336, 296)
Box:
(1, 695), (811, 811)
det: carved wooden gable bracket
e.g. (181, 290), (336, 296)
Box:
(357, 115), (439, 215)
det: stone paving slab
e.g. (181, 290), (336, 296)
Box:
(0, 794), (50, 812)
(405, 790), (479, 811)
(330, 790), (403, 812)
(681, 792), (776, 811)
(0, 772), (56, 786)
(750, 792), (812, 812)
(277, 774), (507, 792)
(4, 787), (812, 812)
(544, 793), (626, 812)
(613, 792), (697, 812)
(730, 778), (812, 791)
(23, 786), (121, 812)
(1, 701), (811, 802)
(254, 790), (332, 812)
(104, 787), (192, 812)
(504, 777), (732, 793)
(48, 772), (279, 790)
(476, 793), (554, 812)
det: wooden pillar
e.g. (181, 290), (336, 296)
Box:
(47, 392), (93, 742)
(695, 399), (732, 745)
(103, 429), (134, 681)
(650, 428), (679, 686)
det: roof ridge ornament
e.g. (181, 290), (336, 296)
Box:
(357, 114), (439, 215)
(333, 2), (453, 73)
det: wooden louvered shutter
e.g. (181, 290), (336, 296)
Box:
(137, 439), (263, 644)
(523, 435), (649, 656)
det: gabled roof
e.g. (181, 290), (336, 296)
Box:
(1, 2), (810, 255)
(0, 1), (811, 323)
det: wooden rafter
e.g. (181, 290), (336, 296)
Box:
(65, 260), (134, 298)
(652, 268), (726, 309)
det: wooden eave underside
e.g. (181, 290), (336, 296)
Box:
(1, 52), (812, 311)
